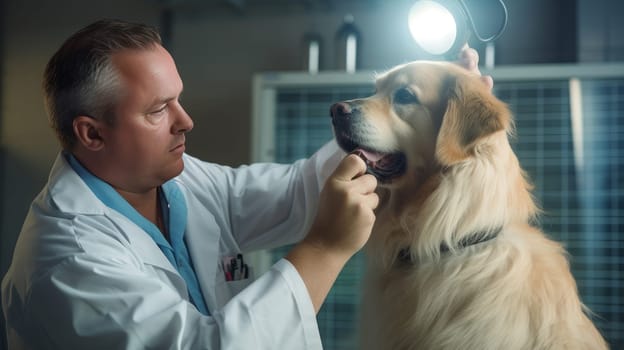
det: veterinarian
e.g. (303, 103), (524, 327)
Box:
(1, 19), (489, 349)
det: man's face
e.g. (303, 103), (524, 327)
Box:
(100, 45), (193, 193)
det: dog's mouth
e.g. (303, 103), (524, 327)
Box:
(337, 136), (407, 183)
(353, 149), (407, 183)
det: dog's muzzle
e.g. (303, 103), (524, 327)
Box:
(330, 102), (407, 183)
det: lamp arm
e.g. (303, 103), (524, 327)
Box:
(459, 0), (508, 42)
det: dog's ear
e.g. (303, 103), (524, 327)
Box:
(436, 74), (511, 165)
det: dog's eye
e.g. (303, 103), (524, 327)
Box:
(394, 87), (419, 105)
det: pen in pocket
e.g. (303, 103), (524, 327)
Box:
(222, 255), (249, 281)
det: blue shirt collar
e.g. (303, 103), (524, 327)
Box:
(63, 152), (187, 254)
(64, 152), (209, 315)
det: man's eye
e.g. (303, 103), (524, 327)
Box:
(394, 87), (419, 105)
(150, 105), (167, 115)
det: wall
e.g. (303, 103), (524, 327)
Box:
(496, 0), (578, 63)
(578, 0), (624, 61)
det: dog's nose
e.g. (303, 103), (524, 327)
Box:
(330, 102), (352, 119)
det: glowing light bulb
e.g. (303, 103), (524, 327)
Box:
(408, 0), (458, 55)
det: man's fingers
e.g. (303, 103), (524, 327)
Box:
(458, 46), (479, 72)
(481, 75), (494, 90)
(457, 45), (494, 91)
(352, 173), (378, 194)
(332, 154), (367, 181)
(364, 192), (380, 210)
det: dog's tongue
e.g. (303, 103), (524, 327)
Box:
(351, 148), (385, 163)
(351, 148), (407, 181)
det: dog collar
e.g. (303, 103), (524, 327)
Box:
(397, 227), (503, 263)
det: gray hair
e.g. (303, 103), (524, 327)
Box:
(43, 19), (162, 150)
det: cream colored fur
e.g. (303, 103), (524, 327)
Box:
(332, 61), (608, 350)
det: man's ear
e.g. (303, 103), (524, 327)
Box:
(73, 116), (105, 151)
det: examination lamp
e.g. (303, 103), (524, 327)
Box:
(408, 0), (508, 59)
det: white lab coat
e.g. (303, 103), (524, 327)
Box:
(1, 141), (344, 349)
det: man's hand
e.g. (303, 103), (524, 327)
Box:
(457, 44), (494, 90)
(286, 154), (378, 312)
(306, 154), (378, 258)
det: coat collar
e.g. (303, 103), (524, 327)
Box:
(47, 153), (187, 286)
(48, 152), (107, 215)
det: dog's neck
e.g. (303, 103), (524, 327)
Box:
(396, 226), (503, 264)
(369, 134), (536, 268)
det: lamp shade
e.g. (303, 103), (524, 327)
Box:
(408, 0), (507, 59)
(408, 0), (469, 57)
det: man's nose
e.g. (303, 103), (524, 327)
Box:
(173, 105), (194, 134)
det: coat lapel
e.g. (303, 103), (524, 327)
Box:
(48, 153), (189, 297)
(183, 191), (222, 312)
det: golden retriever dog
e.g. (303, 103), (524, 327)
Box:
(330, 61), (608, 350)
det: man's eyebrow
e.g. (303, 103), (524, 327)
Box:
(153, 88), (184, 106)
